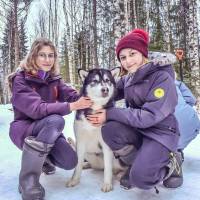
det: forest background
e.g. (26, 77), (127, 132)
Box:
(0, 0), (199, 107)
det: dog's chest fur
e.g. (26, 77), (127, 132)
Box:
(74, 108), (104, 154)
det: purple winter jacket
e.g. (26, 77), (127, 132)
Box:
(9, 71), (80, 149)
(107, 62), (180, 151)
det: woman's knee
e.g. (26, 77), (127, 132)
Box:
(101, 121), (123, 149)
(35, 115), (65, 144)
(45, 114), (65, 132)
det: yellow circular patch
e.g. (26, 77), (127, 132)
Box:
(154, 88), (165, 98)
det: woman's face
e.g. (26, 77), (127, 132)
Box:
(35, 45), (55, 72)
(119, 48), (144, 73)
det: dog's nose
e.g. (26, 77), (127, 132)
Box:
(101, 87), (109, 94)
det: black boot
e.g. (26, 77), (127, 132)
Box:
(113, 145), (137, 190)
(120, 167), (132, 190)
(42, 156), (56, 175)
(113, 144), (137, 166)
(19, 136), (54, 200)
(163, 152), (183, 188)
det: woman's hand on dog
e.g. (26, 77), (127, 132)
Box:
(69, 96), (93, 111)
(87, 109), (106, 127)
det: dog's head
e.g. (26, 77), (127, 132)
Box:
(78, 68), (120, 107)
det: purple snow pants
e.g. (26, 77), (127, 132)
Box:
(32, 114), (77, 170)
(102, 121), (170, 189)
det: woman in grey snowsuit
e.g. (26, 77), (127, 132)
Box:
(87, 29), (183, 191)
(9, 38), (92, 200)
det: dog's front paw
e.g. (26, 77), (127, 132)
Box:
(66, 178), (80, 187)
(101, 183), (113, 192)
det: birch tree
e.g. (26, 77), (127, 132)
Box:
(113, 0), (129, 43)
(182, 0), (200, 96)
(62, 0), (84, 86)
(160, 0), (172, 51)
(92, 0), (99, 67)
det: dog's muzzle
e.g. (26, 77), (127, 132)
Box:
(101, 87), (109, 97)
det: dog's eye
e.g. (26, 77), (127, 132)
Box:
(92, 80), (98, 84)
(104, 79), (110, 83)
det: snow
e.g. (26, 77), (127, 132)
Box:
(0, 104), (200, 200)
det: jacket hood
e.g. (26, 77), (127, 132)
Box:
(131, 62), (175, 84)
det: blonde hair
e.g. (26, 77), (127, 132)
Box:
(7, 38), (59, 90)
(20, 38), (59, 75)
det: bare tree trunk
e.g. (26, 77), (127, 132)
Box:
(80, 0), (94, 69)
(113, 0), (128, 44)
(63, 0), (81, 85)
(14, 0), (20, 68)
(144, 0), (150, 31)
(62, 34), (70, 83)
(54, 0), (58, 47)
(183, 0), (200, 97)
(160, 0), (171, 51)
(34, 8), (47, 38)
(63, 0), (72, 83)
(124, 0), (131, 30)
(49, 0), (52, 39)
(132, 0), (138, 28)
(92, 0), (99, 67)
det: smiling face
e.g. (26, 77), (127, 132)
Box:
(119, 48), (145, 73)
(35, 45), (55, 72)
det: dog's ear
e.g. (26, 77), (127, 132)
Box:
(78, 69), (89, 82)
(111, 67), (120, 80)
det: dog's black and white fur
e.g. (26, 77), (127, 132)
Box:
(66, 68), (124, 192)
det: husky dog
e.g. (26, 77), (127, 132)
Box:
(66, 68), (124, 192)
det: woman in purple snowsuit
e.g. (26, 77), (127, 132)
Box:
(9, 38), (92, 200)
(87, 29), (183, 191)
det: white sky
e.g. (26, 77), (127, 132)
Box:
(26, 0), (66, 47)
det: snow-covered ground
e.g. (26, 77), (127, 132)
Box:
(0, 104), (200, 200)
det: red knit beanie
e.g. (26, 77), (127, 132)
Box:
(116, 29), (149, 60)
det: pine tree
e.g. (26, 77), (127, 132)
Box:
(19, 20), (28, 61)
(60, 33), (71, 83)
(1, 10), (15, 72)
(149, 0), (164, 51)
